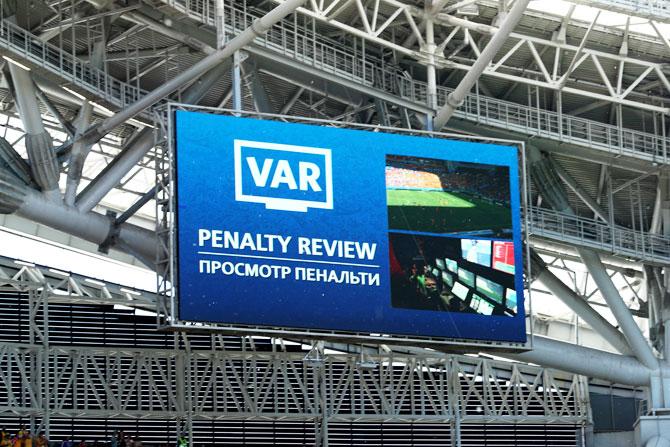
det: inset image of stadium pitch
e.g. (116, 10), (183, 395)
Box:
(385, 154), (512, 238)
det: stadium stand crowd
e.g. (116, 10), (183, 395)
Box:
(0, 428), (188, 447)
(385, 156), (510, 204)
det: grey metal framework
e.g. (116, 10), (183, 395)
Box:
(528, 206), (670, 265)
(0, 0), (668, 444)
(0, 258), (589, 445)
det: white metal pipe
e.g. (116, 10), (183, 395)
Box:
(534, 261), (633, 355)
(550, 157), (610, 223)
(75, 60), (233, 213)
(425, 14), (437, 130)
(280, 87), (304, 114)
(16, 187), (156, 263)
(8, 63), (60, 198)
(578, 248), (659, 370)
(432, 0), (530, 129)
(232, 51), (243, 112)
(528, 145), (660, 370)
(502, 335), (651, 386)
(8, 64), (43, 135)
(82, 0), (307, 146)
(64, 102), (93, 206)
(76, 130), (153, 213)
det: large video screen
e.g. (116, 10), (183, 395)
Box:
(461, 239), (492, 267)
(458, 268), (475, 287)
(493, 241), (515, 274)
(476, 276), (504, 304)
(175, 111), (525, 343)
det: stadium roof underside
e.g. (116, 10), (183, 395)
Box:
(0, 0), (669, 431)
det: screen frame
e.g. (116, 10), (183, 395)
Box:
(159, 103), (533, 351)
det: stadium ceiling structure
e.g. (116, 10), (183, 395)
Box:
(0, 0), (669, 444)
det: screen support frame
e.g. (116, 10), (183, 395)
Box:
(155, 103), (532, 352)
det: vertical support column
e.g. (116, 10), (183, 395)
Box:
(27, 287), (49, 435)
(216, 0), (226, 49)
(319, 362), (329, 447)
(313, 341), (328, 447)
(65, 35), (107, 206)
(28, 288), (38, 436)
(7, 63), (60, 200)
(447, 357), (461, 447)
(424, 7), (437, 131)
(174, 332), (193, 446)
(232, 51), (243, 113)
(40, 288), (49, 437)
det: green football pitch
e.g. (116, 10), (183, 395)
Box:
(387, 189), (511, 234)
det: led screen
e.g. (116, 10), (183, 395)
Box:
(461, 239), (492, 267)
(442, 271), (453, 287)
(493, 241), (515, 274)
(175, 111), (525, 343)
(452, 282), (470, 300)
(458, 269), (475, 287)
(478, 300), (495, 316)
(506, 288), (517, 312)
(445, 258), (458, 273)
(476, 276), (504, 303)
(470, 294), (482, 311)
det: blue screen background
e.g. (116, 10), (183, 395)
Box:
(175, 111), (526, 342)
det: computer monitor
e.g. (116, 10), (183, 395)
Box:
(458, 268), (475, 287)
(461, 239), (492, 267)
(445, 258), (458, 273)
(470, 294), (482, 311)
(506, 288), (518, 312)
(432, 268), (440, 277)
(442, 271), (454, 287)
(478, 300), (495, 316)
(493, 241), (515, 275)
(435, 258), (446, 270)
(476, 276), (504, 303)
(452, 282), (469, 300)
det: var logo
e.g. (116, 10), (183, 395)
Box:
(234, 140), (333, 212)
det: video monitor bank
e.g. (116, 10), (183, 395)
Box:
(173, 111), (526, 344)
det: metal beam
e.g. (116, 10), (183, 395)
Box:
(246, 63), (274, 113)
(502, 335), (651, 386)
(7, 63), (60, 201)
(75, 60), (232, 213)
(65, 38), (107, 207)
(577, 248), (659, 370)
(280, 87), (304, 114)
(33, 82), (76, 138)
(79, 0), (308, 147)
(549, 156), (610, 223)
(5, 181), (156, 265)
(432, 0), (531, 128)
(528, 146), (660, 371)
(531, 249), (632, 355)
(115, 185), (157, 225)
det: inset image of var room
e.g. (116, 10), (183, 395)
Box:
(388, 232), (518, 317)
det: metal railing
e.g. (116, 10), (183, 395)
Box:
(0, 20), (147, 109)
(0, 1), (667, 165)
(528, 206), (670, 265)
(1, 5), (669, 264)
(567, 0), (670, 20)
(159, 0), (670, 164)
